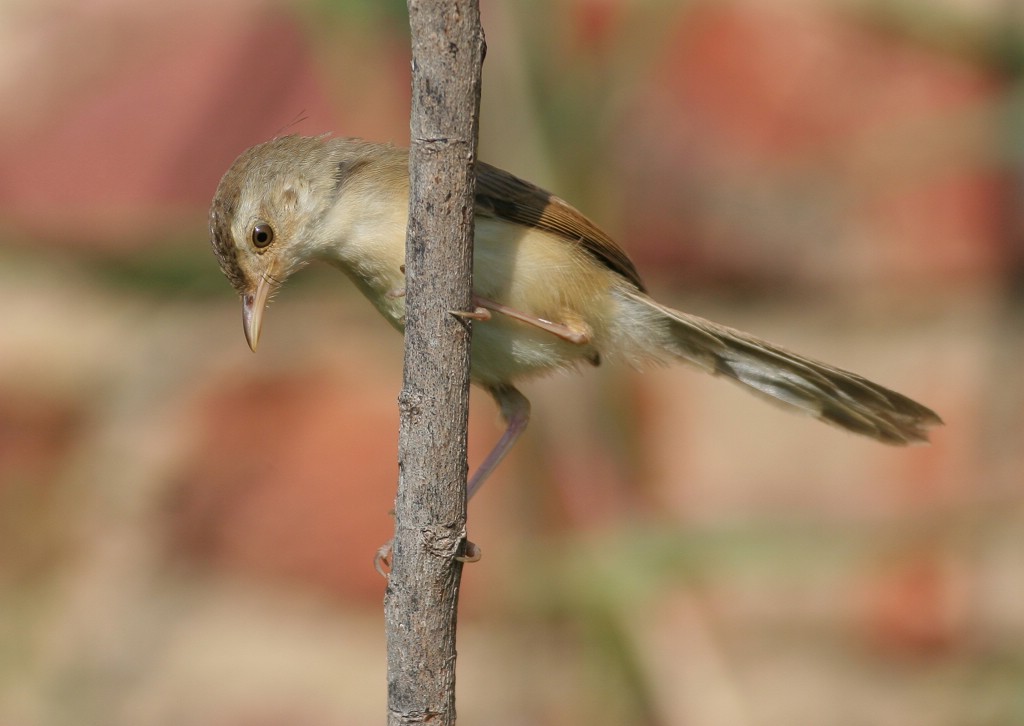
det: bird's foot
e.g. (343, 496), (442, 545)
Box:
(373, 538), (481, 578)
(456, 539), (482, 563)
(374, 541), (393, 578)
(449, 306), (491, 321)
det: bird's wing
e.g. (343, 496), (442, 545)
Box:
(475, 162), (646, 292)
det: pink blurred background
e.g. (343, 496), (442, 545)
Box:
(1, 0), (1021, 724)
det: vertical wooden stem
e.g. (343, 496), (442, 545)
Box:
(385, 2), (484, 724)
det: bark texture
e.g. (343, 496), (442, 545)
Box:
(385, 2), (484, 725)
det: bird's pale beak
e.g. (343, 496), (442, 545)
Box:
(242, 275), (273, 352)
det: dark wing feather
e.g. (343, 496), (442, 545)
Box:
(475, 162), (646, 292)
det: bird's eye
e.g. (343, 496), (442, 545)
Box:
(251, 223), (275, 249)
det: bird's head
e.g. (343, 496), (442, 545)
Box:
(209, 135), (346, 351)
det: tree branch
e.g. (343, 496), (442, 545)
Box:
(385, 2), (484, 725)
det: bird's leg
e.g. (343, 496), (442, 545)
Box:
(473, 296), (592, 345)
(450, 295), (591, 345)
(467, 384), (531, 500)
(374, 385), (530, 576)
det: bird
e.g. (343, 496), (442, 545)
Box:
(209, 134), (942, 503)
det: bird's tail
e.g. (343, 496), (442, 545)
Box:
(619, 290), (942, 444)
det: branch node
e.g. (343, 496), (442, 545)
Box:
(421, 524), (466, 560)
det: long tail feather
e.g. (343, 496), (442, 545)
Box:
(625, 292), (942, 444)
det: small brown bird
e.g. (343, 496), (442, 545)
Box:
(210, 135), (941, 499)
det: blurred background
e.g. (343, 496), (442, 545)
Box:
(0, 0), (1021, 724)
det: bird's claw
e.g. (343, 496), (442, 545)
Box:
(449, 306), (491, 321)
(374, 542), (393, 578)
(456, 539), (482, 563)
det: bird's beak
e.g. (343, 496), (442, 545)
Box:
(242, 275), (273, 352)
